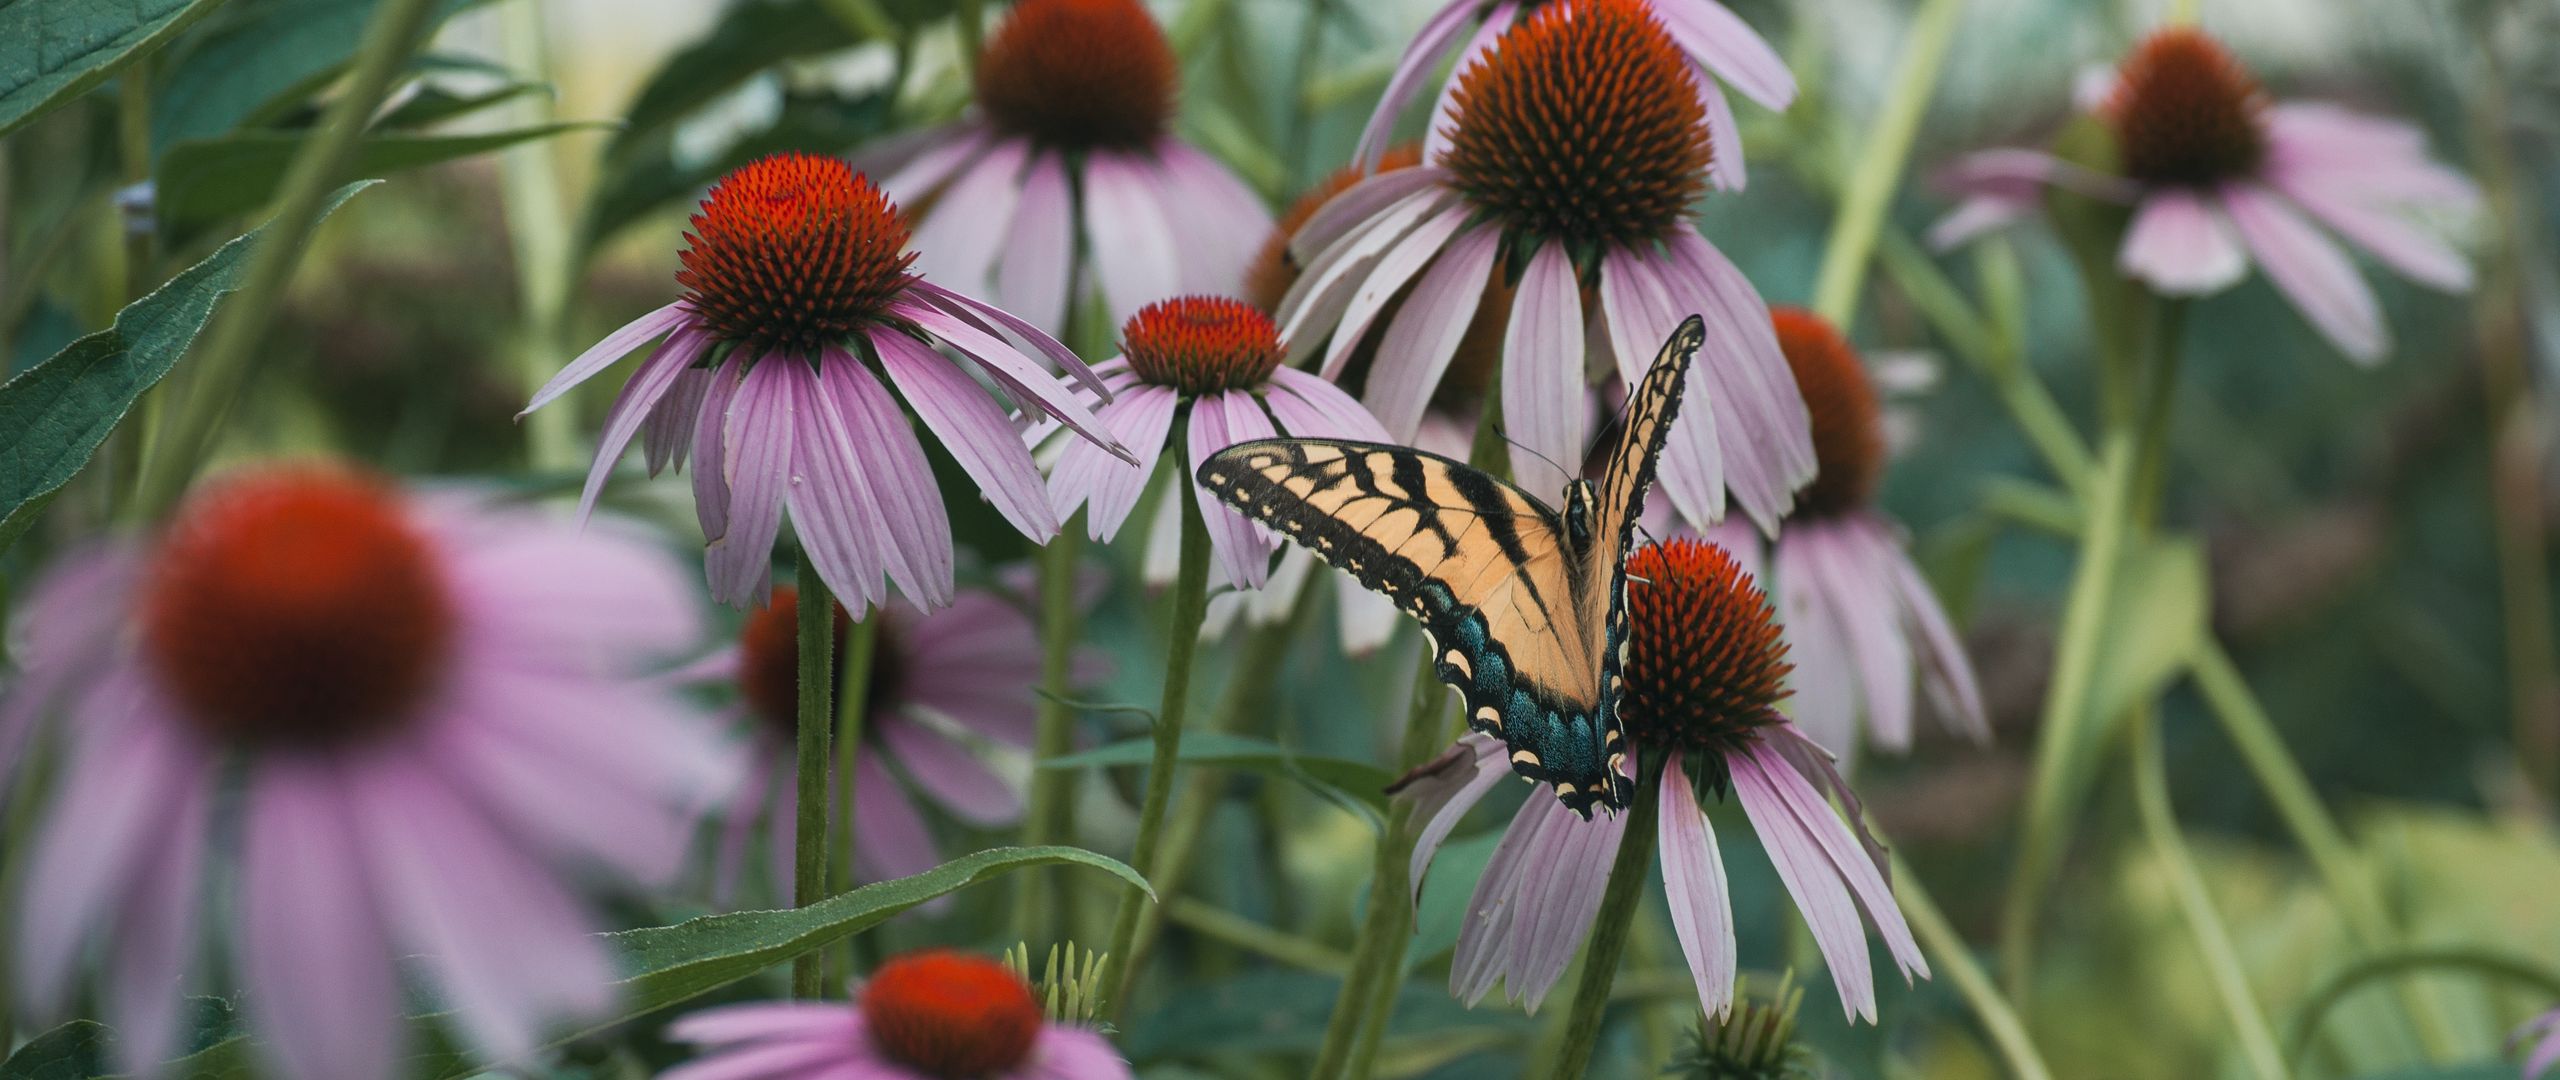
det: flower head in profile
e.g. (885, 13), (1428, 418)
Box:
(1356, 0), (1794, 191)
(1046, 296), (1391, 590)
(521, 152), (1133, 613)
(1698, 308), (1987, 757)
(662, 949), (1131, 1079)
(3, 466), (734, 1080)
(698, 578), (1100, 903)
(862, 0), (1271, 333)
(1277, 0), (1814, 533)
(1399, 539), (1924, 1020)
(1931, 27), (2477, 363)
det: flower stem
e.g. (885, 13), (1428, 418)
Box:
(494, 0), (581, 476)
(791, 571), (839, 999)
(1998, 430), (2134, 994)
(1103, 448), (1214, 1019)
(1016, 526), (1087, 944)
(1891, 852), (2056, 1080)
(1546, 754), (1665, 1080)
(133, 0), (444, 517)
(2129, 709), (2290, 1080)
(1808, 0), (1967, 326)
(830, 609), (879, 979)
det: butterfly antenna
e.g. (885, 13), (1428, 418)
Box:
(1491, 422), (1572, 479)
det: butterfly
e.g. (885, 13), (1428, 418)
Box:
(1195, 314), (1706, 816)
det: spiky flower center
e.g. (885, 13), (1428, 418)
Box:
(1121, 296), (1285, 395)
(676, 153), (916, 358)
(142, 468), (453, 749)
(863, 951), (1045, 1078)
(1771, 307), (1883, 519)
(975, 0), (1176, 150)
(1440, 0), (1712, 249)
(1620, 539), (1791, 761)
(2104, 28), (2269, 188)
(737, 587), (903, 739)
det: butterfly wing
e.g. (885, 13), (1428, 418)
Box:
(1196, 439), (1625, 811)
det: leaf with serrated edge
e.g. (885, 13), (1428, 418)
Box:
(0, 0), (226, 139)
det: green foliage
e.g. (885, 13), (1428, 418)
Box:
(155, 124), (599, 237)
(0, 179), (376, 554)
(1043, 730), (1400, 812)
(0, 0), (225, 139)
(146, 0), (481, 151)
(0, 1020), (108, 1080)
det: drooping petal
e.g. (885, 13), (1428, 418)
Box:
(1082, 151), (1181, 328)
(1863, 514), (1988, 740)
(1664, 229), (1816, 532)
(706, 357), (796, 607)
(901, 302), (1124, 452)
(1422, 2), (1518, 164)
(105, 745), (212, 1077)
(1322, 201), (1473, 381)
(1926, 194), (2037, 250)
(1803, 522), (1915, 750)
(521, 303), (689, 417)
(1514, 800), (1627, 1012)
(238, 760), (401, 1080)
(872, 330), (1058, 541)
(577, 327), (713, 523)
(1650, 0), (1795, 109)
(1744, 738), (1925, 980)
(1657, 753), (1737, 1019)
(1773, 526), (1861, 756)
(1364, 223), (1501, 438)
(825, 347), (957, 609)
(1190, 390), (1283, 589)
(1397, 733), (1510, 905)
(1697, 73), (1747, 192)
(1291, 166), (1453, 265)
(2220, 182), (2389, 364)
(1029, 1025), (1135, 1078)
(444, 512), (703, 668)
(659, 1036), (866, 1080)
(853, 756), (940, 883)
(1600, 248), (1726, 529)
(643, 368), (711, 476)
(2267, 160), (2472, 292)
(2264, 103), (2480, 209)
(1276, 186), (1459, 367)
(912, 138), (1029, 300)
(1051, 385), (1177, 541)
(878, 719), (1021, 826)
(1729, 739), (1876, 1021)
(1351, 0), (1481, 170)
(2118, 189), (2248, 296)
(1501, 241), (1588, 496)
(664, 1001), (854, 1048)
(999, 150), (1078, 334)
(1152, 141), (1273, 296)
(1265, 367), (1392, 442)
(784, 357), (892, 612)
(692, 354), (745, 543)
(906, 279), (1115, 400)
(874, 127), (989, 208)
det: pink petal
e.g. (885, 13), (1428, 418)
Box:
(1400, 734), (1510, 904)
(692, 354), (745, 543)
(1665, 229), (1816, 532)
(854, 756), (940, 882)
(1029, 1026), (1133, 1078)
(660, 1038), (866, 1080)
(521, 302), (689, 416)
(1649, 0), (1794, 109)
(238, 760), (400, 1080)
(1743, 739), (1925, 980)
(1322, 201), (1472, 381)
(706, 358), (795, 606)
(643, 368), (710, 476)
(1152, 141), (1272, 295)
(1290, 165), (1452, 264)
(901, 302), (1123, 452)
(911, 139), (1029, 300)
(1190, 390), (1283, 589)
(1276, 185), (1459, 367)
(1803, 524), (1915, 750)
(1081, 151), (1181, 327)
(1051, 385), (1176, 541)
(1865, 515), (1988, 740)
(872, 330), (1059, 541)
(1422, 3), (1515, 163)
(444, 512), (703, 668)
(1515, 800), (1626, 1012)
(824, 347), (957, 610)
(874, 128), (988, 208)
(1657, 753), (1737, 1018)
(783, 357), (892, 612)
(1927, 194), (2036, 250)
(666, 1001), (855, 1048)
(1363, 223), (1500, 437)
(577, 327), (713, 523)
(106, 751), (213, 1076)
(2220, 182), (2388, 364)
(1599, 249), (1726, 528)
(2267, 159), (2472, 292)
(2119, 189), (2248, 296)
(1729, 743), (1876, 1022)
(1501, 242), (1586, 496)
(878, 718), (1021, 826)
(2264, 104), (2479, 209)
(1265, 368), (1391, 441)
(1352, 0), (1480, 170)
(1773, 527), (1862, 756)
(906, 279), (1114, 400)
(1697, 72), (1747, 191)
(997, 151), (1076, 335)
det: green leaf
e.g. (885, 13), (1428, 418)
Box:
(156, 124), (598, 235)
(608, 0), (861, 157)
(370, 78), (546, 130)
(0, 179), (376, 554)
(0, 1019), (108, 1080)
(148, 0), (480, 150)
(1042, 731), (1399, 810)
(0, 0), (226, 139)
(2084, 537), (2209, 731)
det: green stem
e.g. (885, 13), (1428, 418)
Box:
(1808, 0), (1966, 326)
(2129, 300), (2188, 529)
(792, 574), (840, 999)
(2130, 711), (2289, 1080)
(1997, 430), (2134, 994)
(1892, 853), (2056, 1080)
(1015, 527), (1087, 944)
(1875, 230), (2096, 496)
(1163, 898), (1352, 975)
(496, 0), (580, 475)
(134, 0), (444, 516)
(1103, 446), (1215, 1018)
(831, 612), (879, 979)
(1545, 756), (1665, 1080)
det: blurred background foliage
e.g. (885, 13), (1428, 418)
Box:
(3, 0), (2558, 1076)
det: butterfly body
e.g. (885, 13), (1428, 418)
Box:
(1199, 315), (1706, 815)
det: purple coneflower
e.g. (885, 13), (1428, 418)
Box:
(521, 152), (1131, 612)
(662, 950), (1130, 1080)
(1047, 296), (1391, 590)
(701, 580), (1091, 903)
(1275, 0), (1814, 532)
(1931, 27), (2476, 363)
(4, 467), (733, 1080)
(867, 0), (1271, 335)
(1399, 539), (1924, 1020)
(1356, 0), (1794, 191)
(1698, 308), (1987, 757)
